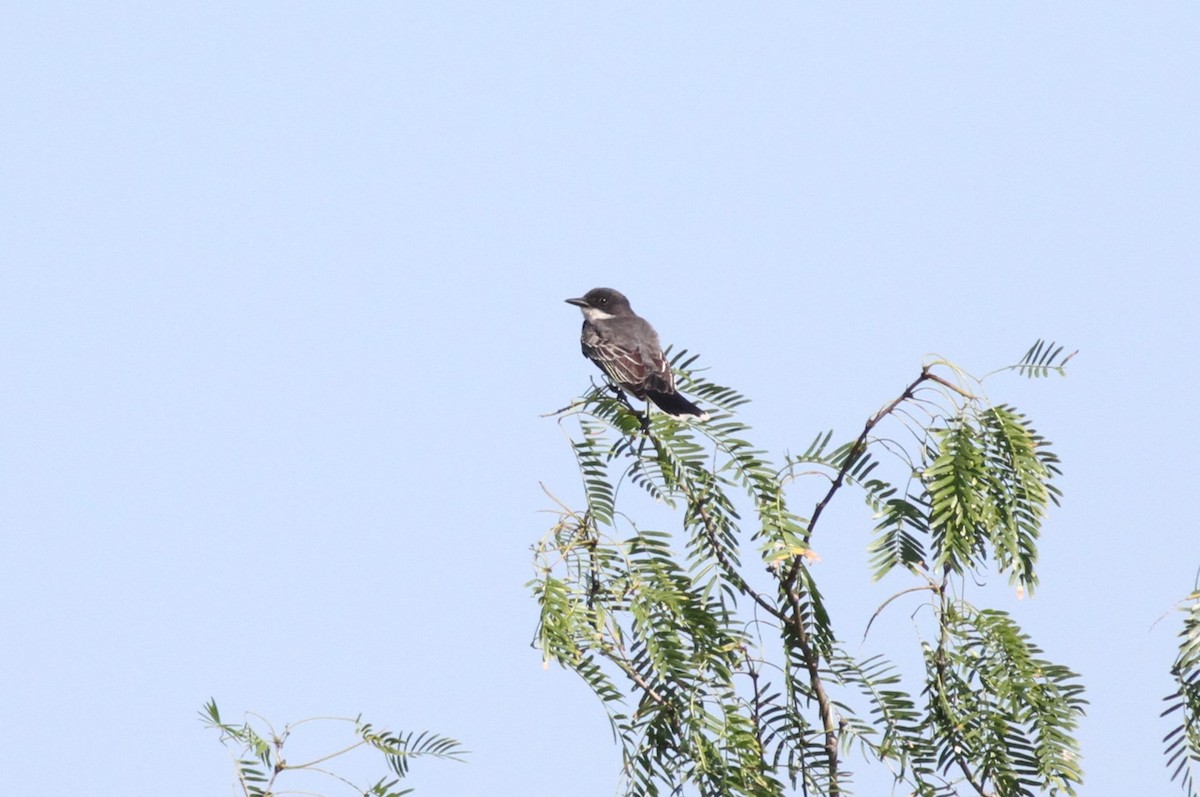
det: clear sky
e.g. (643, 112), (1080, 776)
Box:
(2, 4), (1198, 795)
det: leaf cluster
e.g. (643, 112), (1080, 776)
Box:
(534, 343), (1083, 796)
(926, 606), (1085, 796)
(867, 403), (1060, 596)
(200, 699), (466, 797)
(1164, 586), (1200, 794)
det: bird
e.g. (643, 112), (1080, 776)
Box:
(565, 287), (708, 419)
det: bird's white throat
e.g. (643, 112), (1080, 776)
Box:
(580, 306), (617, 322)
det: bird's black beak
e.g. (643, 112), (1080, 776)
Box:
(565, 297), (588, 307)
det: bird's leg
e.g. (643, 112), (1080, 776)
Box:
(605, 382), (652, 434)
(634, 406), (656, 457)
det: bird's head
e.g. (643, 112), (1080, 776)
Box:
(565, 287), (632, 321)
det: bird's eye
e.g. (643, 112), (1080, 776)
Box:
(598, 297), (607, 305)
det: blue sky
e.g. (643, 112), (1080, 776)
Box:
(2, 4), (1197, 795)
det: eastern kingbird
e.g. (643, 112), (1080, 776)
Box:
(565, 287), (708, 420)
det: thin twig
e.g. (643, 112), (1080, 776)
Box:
(692, 497), (788, 623)
(862, 584), (937, 641)
(611, 649), (672, 709)
(782, 365), (939, 594)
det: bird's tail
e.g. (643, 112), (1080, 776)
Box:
(646, 390), (709, 420)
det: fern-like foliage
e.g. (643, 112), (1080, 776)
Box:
(926, 605), (1085, 796)
(535, 342), (1080, 796)
(200, 700), (465, 797)
(828, 652), (941, 790)
(1014, 340), (1077, 379)
(1164, 585), (1200, 794)
(918, 404), (1060, 596)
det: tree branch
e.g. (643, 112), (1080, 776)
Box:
(772, 365), (950, 796)
(781, 365), (942, 597)
(785, 584), (840, 796)
(692, 494), (788, 623)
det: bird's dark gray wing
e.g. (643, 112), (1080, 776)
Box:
(581, 318), (674, 398)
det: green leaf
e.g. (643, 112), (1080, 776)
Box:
(1015, 340), (1076, 379)
(927, 605), (1085, 796)
(1163, 586), (1200, 795)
